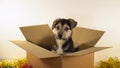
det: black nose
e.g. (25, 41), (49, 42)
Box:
(58, 34), (62, 39)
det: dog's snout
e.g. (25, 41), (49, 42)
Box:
(58, 34), (62, 39)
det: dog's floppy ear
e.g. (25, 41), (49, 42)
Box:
(52, 18), (60, 29)
(68, 18), (77, 29)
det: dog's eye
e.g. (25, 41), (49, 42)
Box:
(56, 26), (60, 30)
(64, 27), (69, 31)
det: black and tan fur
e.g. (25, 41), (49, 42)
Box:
(52, 18), (77, 54)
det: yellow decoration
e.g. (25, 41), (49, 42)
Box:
(0, 61), (2, 68)
(0, 58), (27, 68)
(96, 57), (120, 68)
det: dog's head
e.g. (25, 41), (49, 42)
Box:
(52, 18), (77, 40)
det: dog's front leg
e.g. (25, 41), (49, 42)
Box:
(57, 45), (63, 55)
(56, 39), (64, 54)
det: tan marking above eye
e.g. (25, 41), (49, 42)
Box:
(64, 27), (69, 31)
(56, 23), (61, 30)
(63, 24), (70, 31)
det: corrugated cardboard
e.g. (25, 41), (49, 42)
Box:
(19, 25), (54, 50)
(27, 52), (94, 68)
(11, 24), (109, 68)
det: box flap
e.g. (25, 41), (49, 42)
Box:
(10, 40), (59, 58)
(20, 24), (105, 50)
(20, 24), (54, 50)
(72, 27), (105, 47)
(16, 24), (108, 57)
(65, 47), (110, 56)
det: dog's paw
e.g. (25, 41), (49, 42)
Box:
(57, 49), (63, 55)
(51, 50), (56, 53)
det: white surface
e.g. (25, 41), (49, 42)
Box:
(0, 0), (120, 65)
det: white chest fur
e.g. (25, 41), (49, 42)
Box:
(56, 39), (65, 54)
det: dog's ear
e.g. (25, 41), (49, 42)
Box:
(52, 18), (60, 29)
(68, 18), (77, 29)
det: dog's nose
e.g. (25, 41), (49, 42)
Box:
(58, 34), (62, 39)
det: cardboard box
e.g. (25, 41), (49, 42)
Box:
(11, 24), (109, 68)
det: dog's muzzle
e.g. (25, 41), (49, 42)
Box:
(58, 34), (62, 39)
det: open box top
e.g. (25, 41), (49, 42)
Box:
(11, 24), (109, 58)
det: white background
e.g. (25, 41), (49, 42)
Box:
(0, 0), (120, 65)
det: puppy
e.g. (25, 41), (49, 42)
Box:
(52, 18), (77, 54)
